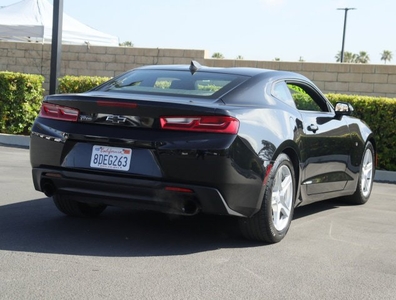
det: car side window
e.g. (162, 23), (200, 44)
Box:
(272, 82), (296, 108)
(287, 83), (329, 112)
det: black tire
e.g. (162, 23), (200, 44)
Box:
(346, 141), (375, 205)
(239, 153), (296, 243)
(53, 194), (107, 217)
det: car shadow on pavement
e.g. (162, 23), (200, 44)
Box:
(0, 197), (346, 257)
(0, 197), (258, 256)
(293, 198), (349, 220)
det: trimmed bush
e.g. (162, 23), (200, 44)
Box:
(327, 94), (396, 171)
(58, 75), (110, 94)
(1, 72), (395, 171)
(0, 72), (44, 135)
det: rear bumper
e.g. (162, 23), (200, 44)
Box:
(32, 167), (245, 217)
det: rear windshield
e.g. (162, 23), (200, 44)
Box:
(97, 69), (249, 98)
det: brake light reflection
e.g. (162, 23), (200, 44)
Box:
(97, 101), (138, 108)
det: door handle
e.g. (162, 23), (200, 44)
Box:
(307, 124), (318, 133)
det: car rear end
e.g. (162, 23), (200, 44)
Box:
(30, 66), (266, 217)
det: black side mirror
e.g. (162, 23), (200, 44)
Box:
(335, 102), (354, 116)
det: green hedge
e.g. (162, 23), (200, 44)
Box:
(58, 75), (110, 94)
(327, 94), (396, 171)
(0, 72), (44, 135)
(0, 73), (395, 171)
(56, 77), (396, 170)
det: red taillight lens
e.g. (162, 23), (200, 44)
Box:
(39, 103), (79, 122)
(165, 186), (193, 193)
(160, 116), (239, 134)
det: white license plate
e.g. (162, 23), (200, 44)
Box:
(90, 145), (132, 171)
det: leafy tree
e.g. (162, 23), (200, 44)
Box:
(298, 56), (304, 62)
(236, 55), (244, 60)
(274, 58), (280, 61)
(381, 50), (393, 64)
(119, 41), (134, 47)
(356, 51), (370, 64)
(212, 52), (224, 59)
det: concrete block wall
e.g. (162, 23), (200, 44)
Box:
(203, 59), (396, 98)
(0, 41), (207, 93)
(1, 41), (396, 97)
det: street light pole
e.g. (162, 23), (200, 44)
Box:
(337, 8), (356, 63)
(49, 0), (64, 94)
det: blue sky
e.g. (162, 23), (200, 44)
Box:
(1, 0), (395, 64)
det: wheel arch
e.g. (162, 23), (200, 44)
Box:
(368, 136), (377, 168)
(272, 141), (301, 205)
(240, 144), (299, 243)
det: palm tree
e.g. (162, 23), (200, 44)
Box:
(335, 51), (357, 63)
(212, 52), (224, 59)
(335, 52), (341, 62)
(356, 51), (370, 63)
(344, 52), (357, 63)
(380, 50), (393, 64)
(236, 55), (244, 60)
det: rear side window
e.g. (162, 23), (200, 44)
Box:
(287, 83), (328, 112)
(272, 81), (296, 108)
(99, 70), (249, 98)
(271, 80), (331, 112)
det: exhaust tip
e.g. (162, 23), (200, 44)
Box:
(181, 199), (199, 215)
(42, 180), (56, 197)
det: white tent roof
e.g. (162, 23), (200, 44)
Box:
(0, 0), (119, 46)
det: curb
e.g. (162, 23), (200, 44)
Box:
(1, 133), (395, 183)
(374, 170), (396, 184)
(0, 133), (30, 148)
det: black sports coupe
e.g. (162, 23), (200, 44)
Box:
(30, 62), (375, 243)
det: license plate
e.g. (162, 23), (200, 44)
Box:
(90, 145), (132, 171)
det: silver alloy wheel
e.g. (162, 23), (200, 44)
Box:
(360, 148), (374, 198)
(271, 165), (293, 231)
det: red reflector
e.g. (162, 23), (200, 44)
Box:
(165, 186), (193, 193)
(39, 103), (79, 122)
(263, 164), (273, 186)
(97, 101), (138, 108)
(44, 172), (62, 178)
(160, 116), (239, 134)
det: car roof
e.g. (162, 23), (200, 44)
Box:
(136, 64), (275, 76)
(135, 64), (310, 81)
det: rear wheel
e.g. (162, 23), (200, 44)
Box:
(53, 194), (107, 217)
(346, 142), (375, 205)
(239, 153), (296, 243)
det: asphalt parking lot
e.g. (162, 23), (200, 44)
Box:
(1, 145), (395, 299)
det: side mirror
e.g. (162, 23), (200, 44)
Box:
(335, 102), (354, 116)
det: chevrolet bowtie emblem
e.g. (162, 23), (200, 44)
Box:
(106, 115), (127, 124)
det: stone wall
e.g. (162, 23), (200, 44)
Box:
(1, 41), (396, 97)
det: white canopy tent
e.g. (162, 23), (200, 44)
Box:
(0, 0), (119, 46)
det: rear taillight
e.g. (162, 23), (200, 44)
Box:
(160, 116), (239, 134)
(39, 103), (79, 122)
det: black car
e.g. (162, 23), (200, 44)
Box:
(30, 62), (375, 243)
